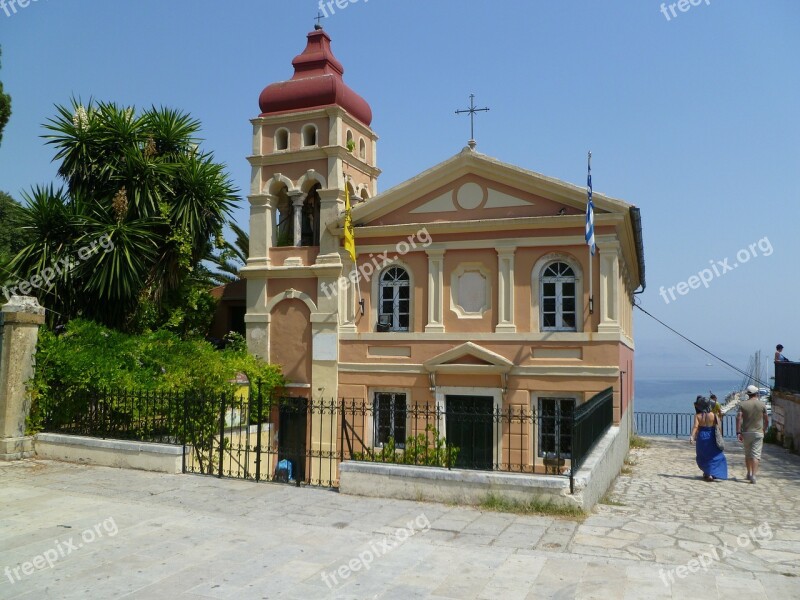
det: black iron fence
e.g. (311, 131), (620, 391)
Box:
(41, 386), (618, 492)
(775, 361), (800, 394)
(634, 412), (738, 439)
(39, 389), (189, 443)
(569, 387), (614, 493)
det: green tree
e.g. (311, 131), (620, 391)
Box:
(9, 100), (238, 330)
(0, 47), (10, 146)
(205, 221), (249, 286)
(0, 191), (24, 283)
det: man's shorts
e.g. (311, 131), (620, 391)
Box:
(742, 432), (764, 460)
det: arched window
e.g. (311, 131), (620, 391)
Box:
(300, 185), (322, 246)
(275, 128), (289, 151)
(540, 262), (577, 331)
(302, 124), (317, 147)
(378, 267), (410, 332)
(359, 138), (367, 160)
(346, 129), (354, 152)
(274, 188), (293, 247)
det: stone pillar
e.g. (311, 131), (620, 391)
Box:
(496, 247), (517, 333)
(425, 249), (445, 333)
(289, 191), (305, 247)
(0, 296), (46, 460)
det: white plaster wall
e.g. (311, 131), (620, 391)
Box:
(339, 462), (581, 509)
(570, 407), (631, 509)
(35, 434), (184, 474)
(340, 408), (632, 512)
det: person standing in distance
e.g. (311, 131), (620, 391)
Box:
(737, 385), (769, 484)
(775, 344), (790, 362)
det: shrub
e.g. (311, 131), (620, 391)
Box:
(352, 424), (459, 468)
(26, 319), (284, 434)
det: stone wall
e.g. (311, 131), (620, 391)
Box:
(772, 391), (800, 450)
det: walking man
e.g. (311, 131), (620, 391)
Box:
(737, 385), (769, 484)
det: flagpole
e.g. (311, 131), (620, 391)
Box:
(587, 151), (594, 315)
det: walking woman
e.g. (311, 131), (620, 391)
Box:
(690, 396), (728, 481)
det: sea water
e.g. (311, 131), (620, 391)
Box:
(634, 378), (741, 414)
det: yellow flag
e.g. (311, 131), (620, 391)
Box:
(344, 182), (356, 263)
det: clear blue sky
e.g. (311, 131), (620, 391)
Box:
(1, 1), (798, 382)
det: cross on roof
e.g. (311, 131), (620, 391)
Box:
(455, 94), (490, 147)
(315, 11), (325, 28)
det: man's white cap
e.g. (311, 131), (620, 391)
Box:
(746, 385), (759, 395)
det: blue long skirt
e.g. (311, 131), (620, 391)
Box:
(696, 426), (728, 479)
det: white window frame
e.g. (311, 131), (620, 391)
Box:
(375, 264), (412, 332)
(367, 389), (410, 450)
(532, 254), (583, 333)
(531, 393), (578, 460)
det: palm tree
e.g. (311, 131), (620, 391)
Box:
(205, 222), (249, 286)
(9, 100), (238, 329)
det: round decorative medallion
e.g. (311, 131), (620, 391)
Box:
(455, 182), (484, 210)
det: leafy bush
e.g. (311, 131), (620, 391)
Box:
(26, 319), (284, 434)
(352, 425), (458, 468)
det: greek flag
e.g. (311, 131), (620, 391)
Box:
(585, 153), (596, 256)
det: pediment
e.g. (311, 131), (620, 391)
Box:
(342, 147), (632, 230)
(409, 185), (533, 215)
(424, 342), (513, 373)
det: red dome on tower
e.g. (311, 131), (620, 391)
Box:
(258, 28), (373, 126)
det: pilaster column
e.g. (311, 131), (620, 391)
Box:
(245, 274), (270, 359)
(289, 191), (305, 247)
(496, 247), (517, 333)
(598, 243), (620, 333)
(247, 193), (275, 267)
(310, 311), (339, 485)
(0, 296), (46, 460)
(337, 252), (357, 333)
(317, 188), (344, 258)
(425, 249), (445, 333)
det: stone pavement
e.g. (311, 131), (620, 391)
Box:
(1, 437), (798, 599)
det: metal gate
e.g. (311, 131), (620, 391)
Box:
(183, 390), (339, 488)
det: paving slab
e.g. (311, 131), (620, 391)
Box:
(1, 436), (799, 598)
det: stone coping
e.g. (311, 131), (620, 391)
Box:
(35, 433), (184, 455)
(339, 460), (570, 490)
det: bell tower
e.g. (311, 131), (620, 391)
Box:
(247, 25), (379, 263)
(244, 25), (379, 366)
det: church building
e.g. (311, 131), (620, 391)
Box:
(242, 26), (645, 478)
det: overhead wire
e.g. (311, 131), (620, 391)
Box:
(633, 300), (771, 390)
